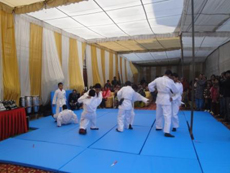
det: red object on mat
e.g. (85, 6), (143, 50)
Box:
(0, 108), (28, 141)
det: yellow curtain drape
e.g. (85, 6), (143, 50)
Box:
(91, 46), (101, 85)
(124, 59), (128, 82)
(101, 49), (106, 83)
(129, 62), (138, 83)
(29, 23), (43, 96)
(115, 54), (119, 78)
(0, 10), (20, 104)
(119, 56), (123, 83)
(109, 52), (114, 82)
(54, 32), (62, 66)
(0, 0), (84, 14)
(69, 38), (84, 92)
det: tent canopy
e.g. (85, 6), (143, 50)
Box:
(1, 0), (230, 65)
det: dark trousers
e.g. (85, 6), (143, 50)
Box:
(205, 99), (212, 110)
(225, 97), (230, 121)
(219, 97), (225, 118)
(195, 99), (204, 111)
(100, 98), (107, 108)
(211, 102), (219, 115)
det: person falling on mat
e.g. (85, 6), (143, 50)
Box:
(52, 82), (66, 119)
(78, 89), (102, 135)
(116, 81), (149, 132)
(170, 73), (183, 132)
(57, 105), (78, 127)
(148, 70), (179, 137)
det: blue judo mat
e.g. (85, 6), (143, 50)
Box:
(0, 109), (229, 172)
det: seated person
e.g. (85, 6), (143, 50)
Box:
(69, 89), (81, 110)
(56, 105), (78, 127)
(100, 85), (111, 108)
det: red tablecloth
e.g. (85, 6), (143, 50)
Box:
(0, 108), (28, 141)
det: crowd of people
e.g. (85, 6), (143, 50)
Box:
(195, 71), (230, 124)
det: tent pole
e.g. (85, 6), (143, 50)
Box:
(190, 0), (195, 140)
(180, 35), (184, 77)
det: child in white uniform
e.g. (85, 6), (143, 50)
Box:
(52, 82), (66, 119)
(78, 89), (102, 135)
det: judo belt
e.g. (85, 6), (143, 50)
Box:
(119, 98), (131, 105)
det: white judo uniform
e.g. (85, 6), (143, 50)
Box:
(148, 76), (178, 133)
(117, 86), (149, 131)
(171, 82), (183, 129)
(130, 93), (149, 126)
(52, 89), (66, 118)
(78, 92), (102, 129)
(57, 109), (78, 127)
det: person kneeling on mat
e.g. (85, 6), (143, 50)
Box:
(78, 89), (102, 135)
(57, 105), (78, 127)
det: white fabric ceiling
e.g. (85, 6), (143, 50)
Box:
(25, 0), (230, 64)
(28, 0), (183, 40)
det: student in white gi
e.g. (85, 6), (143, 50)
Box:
(116, 81), (149, 132)
(171, 73), (183, 132)
(78, 89), (102, 135)
(129, 84), (149, 130)
(148, 70), (178, 137)
(52, 82), (66, 119)
(57, 105), (78, 127)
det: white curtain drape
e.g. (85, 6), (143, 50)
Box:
(118, 56), (122, 83)
(126, 60), (133, 82)
(41, 28), (64, 104)
(62, 35), (70, 89)
(96, 48), (104, 85)
(104, 51), (110, 82)
(86, 45), (93, 87)
(122, 58), (126, 82)
(15, 15), (31, 97)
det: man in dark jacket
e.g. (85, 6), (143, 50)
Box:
(195, 74), (206, 111)
(68, 89), (81, 110)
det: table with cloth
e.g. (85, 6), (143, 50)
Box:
(0, 108), (28, 141)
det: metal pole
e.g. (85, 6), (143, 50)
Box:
(190, 0), (195, 139)
(180, 35), (184, 77)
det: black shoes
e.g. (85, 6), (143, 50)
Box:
(116, 128), (122, 132)
(79, 128), (87, 135)
(128, 124), (133, 130)
(90, 127), (99, 130)
(156, 128), (162, 131)
(164, 133), (175, 137)
(172, 128), (177, 132)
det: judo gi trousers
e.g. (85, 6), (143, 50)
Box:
(80, 111), (97, 129)
(117, 109), (132, 131)
(156, 104), (172, 133)
(129, 109), (135, 125)
(171, 103), (179, 128)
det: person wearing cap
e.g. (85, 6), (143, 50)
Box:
(78, 89), (102, 135)
(170, 73), (183, 132)
(57, 105), (78, 127)
(116, 81), (149, 132)
(148, 70), (179, 137)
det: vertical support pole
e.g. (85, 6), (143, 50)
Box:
(190, 0), (195, 140)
